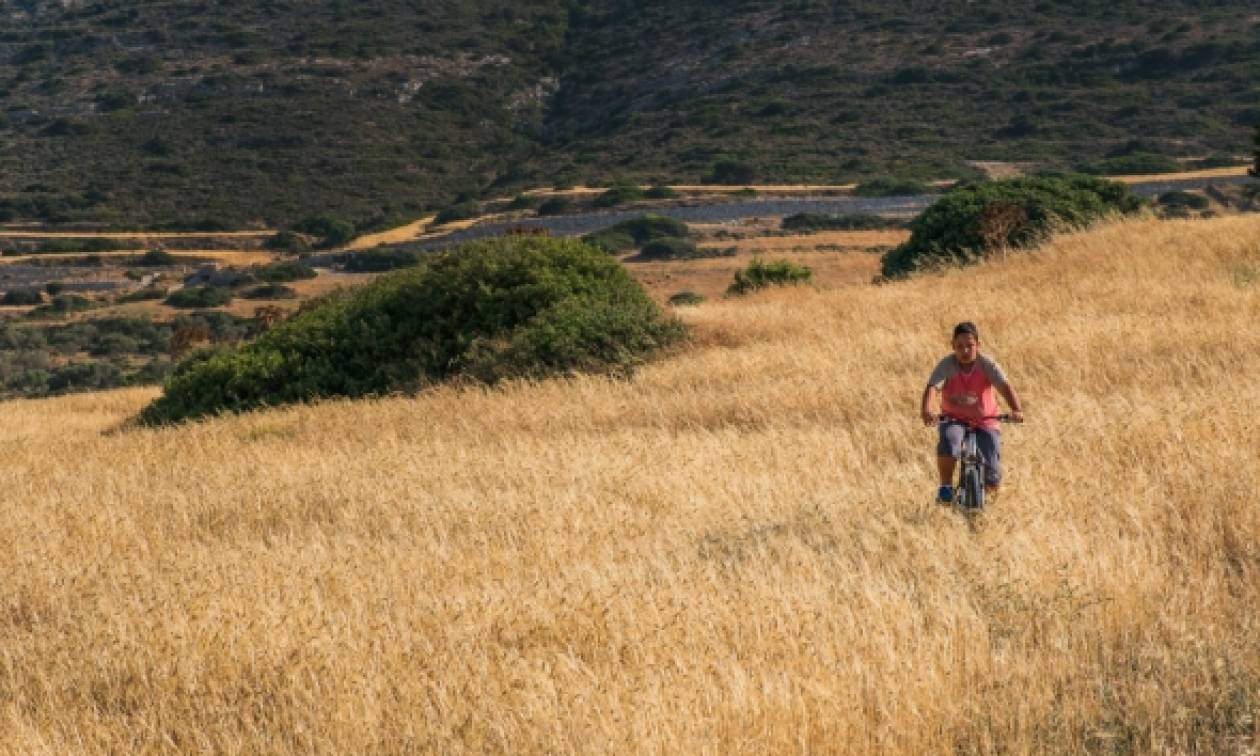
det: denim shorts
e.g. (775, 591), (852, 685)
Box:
(938, 421), (1002, 486)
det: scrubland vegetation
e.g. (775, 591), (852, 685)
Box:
(0, 1), (1256, 227)
(1, 214), (1256, 751)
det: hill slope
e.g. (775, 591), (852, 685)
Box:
(2, 214), (1257, 750)
(0, 0), (1258, 227)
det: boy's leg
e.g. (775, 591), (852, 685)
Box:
(977, 428), (1002, 493)
(937, 422), (964, 501)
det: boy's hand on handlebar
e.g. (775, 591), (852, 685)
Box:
(1009, 409), (1025, 423)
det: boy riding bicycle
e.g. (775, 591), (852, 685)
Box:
(920, 322), (1024, 504)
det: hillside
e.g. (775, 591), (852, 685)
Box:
(1, 0), (1258, 228)
(2, 215), (1256, 751)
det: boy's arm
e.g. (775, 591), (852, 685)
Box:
(996, 382), (1024, 423)
(921, 384), (940, 426)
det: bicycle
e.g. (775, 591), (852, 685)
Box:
(936, 414), (1017, 514)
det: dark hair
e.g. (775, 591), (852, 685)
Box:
(953, 321), (979, 340)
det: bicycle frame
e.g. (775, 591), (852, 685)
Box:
(938, 414), (1012, 513)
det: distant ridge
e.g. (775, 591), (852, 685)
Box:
(0, 0), (1256, 228)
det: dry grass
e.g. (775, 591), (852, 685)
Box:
(1, 215), (1258, 753)
(629, 249), (883, 303)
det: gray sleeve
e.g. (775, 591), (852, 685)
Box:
(927, 357), (955, 389)
(980, 355), (1009, 387)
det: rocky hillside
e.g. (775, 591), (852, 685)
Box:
(1, 0), (1257, 228)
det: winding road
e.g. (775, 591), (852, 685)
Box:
(402, 174), (1256, 251)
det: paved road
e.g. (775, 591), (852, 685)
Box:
(404, 175), (1256, 251)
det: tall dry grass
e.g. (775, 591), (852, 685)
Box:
(0, 215), (1257, 753)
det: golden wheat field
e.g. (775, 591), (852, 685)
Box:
(1, 215), (1258, 754)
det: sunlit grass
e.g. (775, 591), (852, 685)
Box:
(0, 215), (1257, 752)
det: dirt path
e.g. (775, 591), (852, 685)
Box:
(0, 230), (274, 239)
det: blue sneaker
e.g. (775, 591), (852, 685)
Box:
(937, 485), (953, 505)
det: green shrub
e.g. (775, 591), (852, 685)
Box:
(2, 288), (43, 306)
(27, 294), (98, 318)
(592, 185), (646, 208)
(668, 291), (705, 306)
(44, 282), (65, 295)
(597, 215), (690, 245)
(137, 249), (179, 266)
(89, 333), (141, 356)
(1084, 152), (1182, 175)
(138, 236), (684, 425)
(433, 201), (481, 225)
(537, 197), (573, 216)
(582, 229), (637, 254)
(854, 178), (931, 197)
(645, 185), (678, 199)
(47, 362), (127, 394)
(781, 213), (899, 232)
(118, 286), (168, 303)
(265, 231), (312, 253)
(1157, 191), (1210, 210)
(242, 284), (298, 299)
(337, 249), (421, 272)
(879, 174), (1145, 279)
(638, 237), (701, 260)
(252, 261), (317, 283)
(295, 216), (356, 248)
(727, 258), (813, 295)
(164, 286), (234, 309)
(507, 194), (538, 210)
(35, 238), (140, 254)
(706, 160), (756, 184)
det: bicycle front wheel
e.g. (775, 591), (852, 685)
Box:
(963, 465), (985, 511)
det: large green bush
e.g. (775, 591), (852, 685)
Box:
(879, 174), (1145, 279)
(138, 236), (684, 424)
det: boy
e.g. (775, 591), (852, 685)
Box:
(920, 322), (1024, 504)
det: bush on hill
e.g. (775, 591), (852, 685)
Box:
(164, 286), (234, 309)
(592, 185), (646, 208)
(727, 258), (812, 295)
(138, 237), (685, 425)
(637, 237), (701, 260)
(582, 229), (637, 254)
(1157, 190), (1210, 210)
(854, 178), (931, 197)
(781, 213), (900, 232)
(705, 160), (756, 185)
(2, 288), (43, 306)
(583, 215), (691, 253)
(242, 284), (298, 300)
(136, 249), (178, 266)
(117, 286), (168, 303)
(264, 231), (312, 254)
(26, 293), (98, 318)
(336, 249), (421, 272)
(536, 197), (573, 217)
(294, 217), (356, 248)
(433, 201), (481, 226)
(667, 291), (705, 306)
(251, 261), (317, 283)
(1082, 152), (1182, 175)
(879, 174), (1145, 279)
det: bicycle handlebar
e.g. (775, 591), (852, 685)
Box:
(935, 413), (1022, 425)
